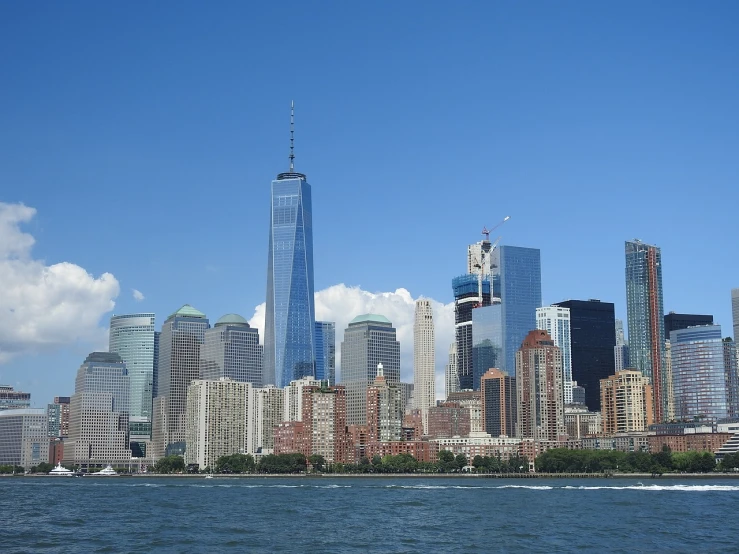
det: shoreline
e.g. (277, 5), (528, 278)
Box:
(5, 472), (739, 479)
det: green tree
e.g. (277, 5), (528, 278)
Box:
(35, 462), (54, 473)
(215, 453), (255, 474)
(455, 454), (467, 471)
(309, 454), (326, 472)
(153, 455), (185, 474)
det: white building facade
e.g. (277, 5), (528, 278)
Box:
(536, 306), (573, 404)
(413, 299), (435, 434)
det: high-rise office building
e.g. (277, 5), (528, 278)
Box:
(284, 376), (321, 422)
(480, 368), (516, 438)
(600, 370), (654, 434)
(413, 300), (435, 424)
(536, 306), (573, 404)
(671, 325), (728, 423)
(625, 239), (666, 422)
(723, 338), (739, 418)
(315, 321), (336, 383)
(64, 352), (131, 467)
(732, 289), (739, 341)
(664, 312), (714, 335)
(445, 343), (459, 397)
(200, 314), (262, 386)
(614, 319), (630, 373)
(491, 245), (543, 377)
(340, 314), (401, 426)
(47, 396), (70, 438)
(185, 378), (251, 471)
(264, 104), (316, 388)
(109, 313), (156, 448)
(0, 385), (31, 411)
(152, 305), (209, 458)
(471, 303), (503, 391)
(515, 330), (565, 441)
(0, 409), (49, 470)
(452, 274), (491, 390)
(366, 363), (403, 443)
(554, 300), (615, 411)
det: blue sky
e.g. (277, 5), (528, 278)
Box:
(1, 1), (737, 406)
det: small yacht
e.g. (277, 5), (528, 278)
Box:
(48, 462), (74, 477)
(89, 465), (118, 477)
(205, 474), (214, 479)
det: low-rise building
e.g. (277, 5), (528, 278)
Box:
(365, 440), (438, 463)
(581, 433), (649, 453)
(434, 432), (521, 462)
(648, 433), (731, 454)
(564, 405), (602, 439)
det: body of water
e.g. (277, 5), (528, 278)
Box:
(2, 476), (738, 552)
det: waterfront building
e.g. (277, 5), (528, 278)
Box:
(48, 437), (64, 465)
(452, 274), (491, 390)
(516, 330), (566, 441)
(109, 313), (157, 452)
(300, 384), (349, 464)
(471, 303), (503, 391)
(47, 396), (70, 438)
(0, 385), (31, 411)
(553, 299), (615, 411)
(250, 386), (285, 454)
(64, 352), (131, 467)
(490, 245), (543, 378)
(366, 364), (403, 443)
(733, 289), (739, 341)
(564, 405), (602, 439)
(314, 321), (336, 383)
(365, 440), (438, 464)
(340, 314), (400, 426)
(648, 431), (732, 454)
(413, 299), (435, 433)
(434, 432), (520, 462)
(152, 305), (209, 458)
(664, 312), (714, 335)
(200, 314), (262, 386)
(284, 376), (321, 422)
(480, 368), (516, 438)
(184, 378), (250, 470)
(264, 106), (316, 388)
(580, 433), (650, 453)
(448, 390), (483, 433)
(600, 370), (654, 434)
(614, 319), (630, 373)
(724, 338), (739, 418)
(625, 239), (666, 421)
(671, 325), (728, 422)
(427, 402), (471, 439)
(536, 306), (573, 404)
(445, 343), (459, 397)
(0, 409), (48, 469)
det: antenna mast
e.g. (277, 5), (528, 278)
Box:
(289, 100), (295, 172)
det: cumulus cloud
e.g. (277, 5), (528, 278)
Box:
(248, 284), (455, 398)
(0, 202), (120, 362)
(132, 289), (145, 301)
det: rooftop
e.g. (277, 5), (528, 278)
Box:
(215, 313), (250, 327)
(349, 314), (392, 326)
(168, 304), (206, 320)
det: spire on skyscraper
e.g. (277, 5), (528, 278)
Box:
(289, 100), (295, 172)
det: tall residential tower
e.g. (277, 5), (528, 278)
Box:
(413, 299), (435, 425)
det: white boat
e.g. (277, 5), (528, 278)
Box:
(205, 474), (214, 479)
(48, 462), (74, 477)
(89, 464), (118, 477)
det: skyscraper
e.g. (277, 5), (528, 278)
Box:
(625, 239), (666, 422)
(64, 352), (131, 467)
(47, 396), (70, 438)
(0, 409), (49, 470)
(314, 321), (336, 384)
(491, 245), (543, 376)
(340, 314), (401, 426)
(471, 303), (503, 391)
(732, 289), (739, 341)
(600, 370), (653, 434)
(445, 343), (459, 397)
(200, 314), (263, 386)
(723, 338), (739, 419)
(366, 363), (403, 442)
(614, 318), (630, 373)
(152, 305), (209, 458)
(664, 312), (714, 335)
(536, 306), (573, 404)
(671, 325), (728, 423)
(480, 368), (516, 438)
(250, 385), (285, 454)
(515, 330), (565, 441)
(413, 299), (435, 421)
(452, 274), (491, 390)
(284, 376), (321, 422)
(109, 313), (156, 449)
(264, 103), (316, 388)
(553, 300), (616, 411)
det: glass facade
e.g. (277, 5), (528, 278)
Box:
(314, 321), (336, 384)
(0, 385), (31, 411)
(491, 245), (542, 378)
(670, 325), (728, 422)
(200, 315), (263, 386)
(452, 274), (491, 390)
(0, 409), (48, 469)
(264, 174), (316, 388)
(625, 240), (666, 421)
(553, 300), (615, 411)
(471, 304), (503, 391)
(732, 289), (739, 342)
(537, 306), (573, 404)
(109, 313), (156, 440)
(723, 338), (739, 418)
(664, 313), (714, 335)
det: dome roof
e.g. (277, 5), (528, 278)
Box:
(215, 313), (250, 327)
(349, 313), (392, 325)
(168, 304), (206, 319)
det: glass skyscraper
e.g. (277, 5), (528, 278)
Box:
(537, 306), (573, 405)
(471, 303), (503, 391)
(264, 165), (316, 388)
(452, 274), (491, 391)
(670, 325), (728, 423)
(109, 313), (156, 444)
(314, 321), (336, 384)
(625, 239), (666, 421)
(491, 245), (542, 377)
(200, 314), (263, 386)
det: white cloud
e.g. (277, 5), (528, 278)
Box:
(0, 202), (120, 362)
(248, 284), (455, 399)
(132, 289), (145, 301)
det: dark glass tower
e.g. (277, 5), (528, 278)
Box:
(553, 300), (616, 411)
(452, 274), (491, 390)
(664, 312), (714, 335)
(264, 103), (316, 388)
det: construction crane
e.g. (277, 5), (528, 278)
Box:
(473, 216), (510, 306)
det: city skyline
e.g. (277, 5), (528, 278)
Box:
(1, 3), (738, 408)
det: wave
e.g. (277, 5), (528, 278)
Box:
(560, 484), (739, 492)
